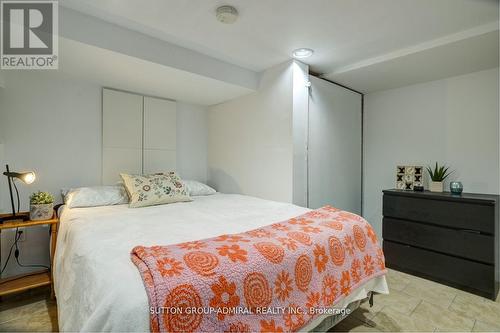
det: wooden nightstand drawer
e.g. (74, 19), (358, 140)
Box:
(383, 193), (494, 234)
(382, 217), (494, 263)
(384, 240), (495, 298)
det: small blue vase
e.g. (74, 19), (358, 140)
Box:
(450, 181), (463, 194)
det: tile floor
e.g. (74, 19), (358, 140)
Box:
(331, 269), (500, 332)
(0, 269), (499, 332)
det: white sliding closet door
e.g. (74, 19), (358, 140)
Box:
(308, 76), (362, 213)
(102, 89), (143, 184)
(143, 97), (177, 174)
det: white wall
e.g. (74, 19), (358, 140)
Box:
(363, 68), (500, 237)
(0, 71), (5, 88)
(0, 71), (102, 277)
(208, 61), (294, 202)
(0, 71), (103, 209)
(0, 70), (208, 277)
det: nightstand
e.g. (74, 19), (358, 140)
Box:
(0, 212), (59, 298)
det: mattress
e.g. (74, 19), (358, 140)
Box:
(54, 193), (388, 332)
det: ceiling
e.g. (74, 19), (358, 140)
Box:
(58, 38), (254, 105)
(62, 0), (498, 71)
(324, 26), (499, 92)
(60, 0), (499, 93)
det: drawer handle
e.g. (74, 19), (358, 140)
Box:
(460, 229), (481, 234)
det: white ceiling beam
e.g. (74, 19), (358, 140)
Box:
(59, 7), (259, 91)
(323, 29), (498, 93)
(322, 21), (499, 78)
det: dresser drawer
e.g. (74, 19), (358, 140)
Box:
(382, 217), (494, 264)
(383, 240), (495, 298)
(383, 194), (494, 234)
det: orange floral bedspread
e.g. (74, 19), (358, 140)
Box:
(131, 206), (386, 333)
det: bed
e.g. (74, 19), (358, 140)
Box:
(54, 193), (388, 332)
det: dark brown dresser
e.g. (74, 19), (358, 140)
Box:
(382, 189), (499, 300)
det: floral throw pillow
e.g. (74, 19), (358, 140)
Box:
(120, 172), (191, 208)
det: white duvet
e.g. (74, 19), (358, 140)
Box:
(54, 194), (387, 332)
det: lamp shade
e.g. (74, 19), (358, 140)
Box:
(3, 171), (36, 184)
(1, 165), (36, 221)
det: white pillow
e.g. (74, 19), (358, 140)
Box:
(63, 185), (129, 208)
(183, 180), (216, 196)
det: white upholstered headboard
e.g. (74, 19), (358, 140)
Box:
(102, 88), (176, 185)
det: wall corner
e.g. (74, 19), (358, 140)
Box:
(292, 60), (310, 207)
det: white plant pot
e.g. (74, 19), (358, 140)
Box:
(30, 203), (54, 221)
(429, 181), (443, 193)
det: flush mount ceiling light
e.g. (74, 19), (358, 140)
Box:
(292, 48), (314, 59)
(216, 5), (238, 24)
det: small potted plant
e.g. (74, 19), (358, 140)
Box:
(30, 191), (55, 220)
(426, 162), (452, 192)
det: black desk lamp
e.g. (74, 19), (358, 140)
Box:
(1, 164), (36, 222)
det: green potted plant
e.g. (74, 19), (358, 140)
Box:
(426, 162), (453, 192)
(30, 191), (55, 220)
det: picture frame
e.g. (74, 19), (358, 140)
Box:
(396, 165), (423, 190)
